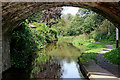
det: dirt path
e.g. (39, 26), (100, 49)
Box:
(96, 42), (120, 78)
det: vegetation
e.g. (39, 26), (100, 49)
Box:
(96, 39), (120, 48)
(104, 48), (120, 65)
(58, 36), (74, 40)
(10, 7), (119, 69)
(80, 52), (98, 65)
(10, 21), (58, 68)
(10, 7), (63, 68)
(52, 8), (119, 65)
(27, 7), (63, 27)
(53, 8), (117, 43)
(72, 34), (106, 63)
(72, 34), (106, 53)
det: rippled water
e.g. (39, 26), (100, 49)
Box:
(2, 40), (84, 80)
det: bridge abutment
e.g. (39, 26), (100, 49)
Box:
(2, 33), (11, 72)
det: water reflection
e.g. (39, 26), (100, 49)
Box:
(31, 56), (62, 78)
(61, 60), (81, 78)
(31, 40), (83, 79)
(2, 40), (84, 80)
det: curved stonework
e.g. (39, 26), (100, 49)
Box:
(2, 2), (120, 34)
(1, 2), (120, 72)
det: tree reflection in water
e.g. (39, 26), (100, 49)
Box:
(2, 40), (84, 80)
(30, 40), (83, 79)
(31, 56), (62, 79)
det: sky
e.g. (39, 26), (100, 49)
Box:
(61, 6), (79, 16)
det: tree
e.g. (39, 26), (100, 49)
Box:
(67, 14), (84, 35)
(77, 8), (91, 17)
(42, 7), (63, 27)
(27, 7), (63, 28)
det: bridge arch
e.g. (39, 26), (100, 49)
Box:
(2, 2), (120, 71)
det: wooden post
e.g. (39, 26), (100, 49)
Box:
(116, 28), (119, 48)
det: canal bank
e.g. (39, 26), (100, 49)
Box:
(77, 43), (120, 80)
(78, 58), (119, 80)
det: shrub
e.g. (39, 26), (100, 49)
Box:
(10, 21), (58, 68)
(104, 48), (120, 65)
(11, 22), (38, 68)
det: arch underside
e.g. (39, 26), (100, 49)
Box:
(2, 2), (120, 34)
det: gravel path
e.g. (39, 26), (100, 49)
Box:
(96, 42), (120, 78)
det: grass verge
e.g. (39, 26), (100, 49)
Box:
(72, 34), (107, 64)
(58, 36), (74, 40)
(97, 40), (120, 48)
(72, 35), (106, 53)
(80, 52), (98, 65)
(104, 48), (120, 65)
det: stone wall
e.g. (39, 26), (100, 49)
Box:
(0, 24), (2, 80)
(2, 33), (11, 72)
(1, 2), (120, 73)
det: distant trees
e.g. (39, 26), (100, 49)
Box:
(91, 19), (115, 41)
(27, 7), (116, 41)
(53, 8), (116, 41)
(53, 8), (105, 35)
(67, 14), (84, 35)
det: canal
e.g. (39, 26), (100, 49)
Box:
(2, 40), (85, 80)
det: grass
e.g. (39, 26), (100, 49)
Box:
(111, 43), (120, 48)
(72, 35), (106, 53)
(72, 34), (107, 64)
(58, 36), (74, 40)
(94, 39), (120, 65)
(97, 39), (115, 43)
(104, 48), (120, 65)
(80, 52), (98, 65)
(97, 39), (120, 48)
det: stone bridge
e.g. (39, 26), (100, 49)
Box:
(1, 1), (120, 73)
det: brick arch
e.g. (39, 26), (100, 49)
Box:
(1, 2), (120, 72)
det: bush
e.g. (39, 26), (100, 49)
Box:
(11, 22), (38, 68)
(104, 48), (120, 65)
(49, 28), (58, 40)
(10, 21), (58, 68)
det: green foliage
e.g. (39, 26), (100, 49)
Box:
(80, 52), (98, 64)
(27, 13), (43, 23)
(72, 34), (106, 53)
(53, 8), (115, 44)
(30, 52), (50, 78)
(104, 48), (120, 65)
(90, 19), (116, 41)
(10, 7), (117, 68)
(53, 8), (105, 36)
(10, 21), (58, 68)
(34, 52), (49, 65)
(11, 22), (38, 68)
(67, 14), (84, 35)
(52, 17), (69, 36)
(50, 28), (58, 40)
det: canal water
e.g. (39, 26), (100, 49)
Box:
(2, 40), (85, 80)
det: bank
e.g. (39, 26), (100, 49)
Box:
(71, 35), (120, 79)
